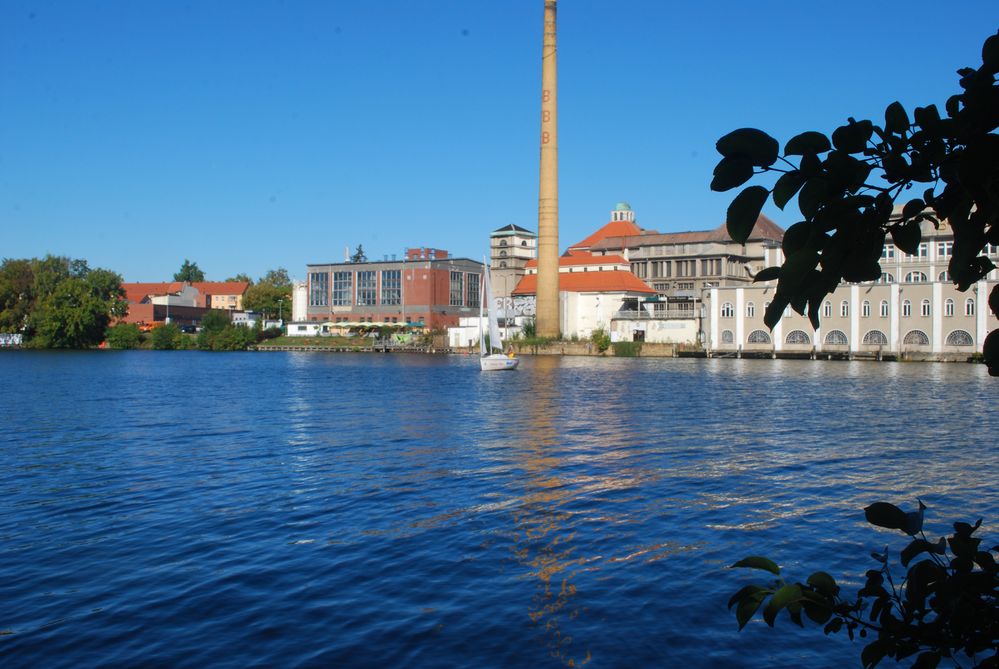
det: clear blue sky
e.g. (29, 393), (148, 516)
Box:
(2, 1), (996, 282)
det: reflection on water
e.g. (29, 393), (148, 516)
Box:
(0, 352), (996, 668)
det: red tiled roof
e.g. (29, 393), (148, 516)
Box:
(523, 254), (629, 269)
(122, 282), (185, 304)
(191, 281), (250, 296)
(569, 219), (644, 251)
(512, 271), (656, 296)
(589, 214), (784, 250)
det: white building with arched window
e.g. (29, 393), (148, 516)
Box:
(704, 215), (998, 360)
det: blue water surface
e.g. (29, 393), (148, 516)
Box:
(1, 351), (996, 668)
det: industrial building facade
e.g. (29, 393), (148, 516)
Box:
(303, 247), (484, 330)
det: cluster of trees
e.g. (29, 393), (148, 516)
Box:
(234, 268), (293, 320)
(0, 256), (126, 348)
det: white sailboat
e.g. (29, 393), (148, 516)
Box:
(479, 261), (519, 371)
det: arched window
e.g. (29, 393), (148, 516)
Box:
(920, 299), (931, 317)
(966, 298), (975, 316)
(746, 301), (755, 318)
(521, 240), (528, 246)
(863, 330), (888, 345)
(938, 270), (951, 283)
(903, 330), (930, 346)
(862, 300), (871, 317)
(946, 330), (974, 346)
(748, 329), (771, 344)
(721, 330), (734, 344)
(499, 261), (507, 268)
(944, 298), (955, 316)
(904, 271), (928, 283)
(880, 300), (889, 318)
(824, 330), (848, 345)
(878, 272), (895, 284)
(840, 300), (849, 317)
(902, 299), (912, 317)
(823, 301), (832, 317)
(499, 250), (508, 257)
(721, 302), (734, 318)
(785, 330), (810, 345)
(499, 239), (508, 247)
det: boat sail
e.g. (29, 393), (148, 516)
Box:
(479, 261), (519, 371)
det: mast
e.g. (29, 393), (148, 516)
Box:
(535, 0), (560, 338)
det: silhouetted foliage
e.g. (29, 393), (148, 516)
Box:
(712, 30), (999, 374)
(173, 259), (205, 283)
(350, 245), (367, 263)
(729, 501), (998, 669)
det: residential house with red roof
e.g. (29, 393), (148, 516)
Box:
(119, 281), (250, 327)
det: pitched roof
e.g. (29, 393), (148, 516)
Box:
(512, 271), (656, 296)
(568, 219), (644, 251)
(590, 215), (783, 250)
(492, 223), (536, 235)
(191, 281), (250, 296)
(522, 253), (629, 268)
(122, 282), (185, 304)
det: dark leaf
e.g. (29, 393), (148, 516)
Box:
(861, 640), (889, 669)
(782, 222), (813, 256)
(785, 131), (832, 156)
(912, 651), (941, 669)
(823, 617), (843, 635)
(762, 583), (802, 627)
(730, 556), (780, 575)
(891, 222), (922, 256)
(735, 589), (767, 630)
(901, 198), (925, 220)
(717, 128), (780, 167)
(727, 186), (768, 244)
(797, 178), (828, 218)
(711, 156), (755, 192)
(914, 105), (941, 130)
(901, 538), (942, 567)
(728, 584), (766, 610)
(903, 499), (927, 536)
(772, 170), (806, 210)
(982, 30), (999, 74)
(832, 119), (874, 153)
(865, 502), (908, 531)
(884, 101), (910, 134)
(763, 294), (790, 330)
(802, 599), (832, 624)
(753, 266), (781, 283)
(806, 571), (839, 598)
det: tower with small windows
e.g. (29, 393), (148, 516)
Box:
(490, 224), (538, 299)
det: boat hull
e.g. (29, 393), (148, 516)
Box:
(480, 354), (519, 371)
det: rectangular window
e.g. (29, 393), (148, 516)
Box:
(466, 273), (480, 308)
(882, 244), (895, 259)
(380, 270), (401, 305)
(332, 272), (353, 306)
(356, 271), (376, 306)
(309, 272), (328, 307)
(449, 271), (464, 306)
(937, 241), (953, 258)
(917, 242), (929, 259)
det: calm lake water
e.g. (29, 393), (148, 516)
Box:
(1, 351), (996, 668)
